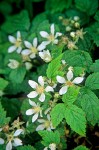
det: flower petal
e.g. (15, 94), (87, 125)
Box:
(56, 76), (66, 83)
(26, 109), (34, 115)
(53, 39), (58, 44)
(32, 113), (38, 122)
(45, 86), (54, 92)
(30, 53), (36, 59)
(13, 138), (22, 146)
(29, 99), (36, 106)
(16, 47), (22, 53)
(28, 80), (38, 89)
(8, 45), (16, 53)
(21, 49), (31, 55)
(55, 32), (62, 38)
(33, 37), (37, 48)
(14, 129), (23, 136)
(37, 43), (46, 51)
(8, 35), (16, 43)
(27, 91), (38, 98)
(59, 86), (68, 95)
(24, 41), (32, 48)
(51, 24), (55, 35)
(72, 77), (84, 84)
(40, 31), (49, 38)
(41, 41), (50, 46)
(36, 124), (45, 131)
(6, 141), (12, 150)
(0, 138), (4, 144)
(39, 93), (45, 102)
(67, 70), (73, 81)
(38, 119), (45, 123)
(38, 76), (44, 86)
(17, 31), (21, 39)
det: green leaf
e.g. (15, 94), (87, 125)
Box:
(77, 87), (99, 125)
(75, 0), (98, 16)
(62, 86), (80, 105)
(90, 60), (99, 72)
(0, 78), (8, 90)
(94, 11), (99, 22)
(47, 54), (63, 80)
(38, 130), (60, 146)
(51, 103), (65, 127)
(0, 102), (10, 127)
(85, 72), (99, 90)
(9, 66), (26, 84)
(17, 145), (36, 150)
(1, 10), (30, 34)
(65, 105), (86, 136)
(74, 145), (89, 150)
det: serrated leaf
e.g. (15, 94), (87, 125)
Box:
(0, 102), (10, 127)
(85, 72), (99, 90)
(9, 66), (26, 84)
(77, 87), (99, 125)
(38, 130), (60, 146)
(17, 145), (36, 150)
(74, 145), (89, 150)
(65, 105), (86, 136)
(62, 86), (80, 105)
(0, 78), (8, 90)
(47, 54), (63, 80)
(90, 60), (99, 72)
(51, 103), (65, 127)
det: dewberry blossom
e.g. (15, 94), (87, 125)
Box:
(56, 67), (84, 95)
(21, 37), (46, 59)
(39, 50), (52, 62)
(8, 31), (22, 53)
(44, 143), (56, 150)
(26, 99), (42, 122)
(6, 129), (23, 150)
(36, 114), (54, 131)
(40, 24), (62, 46)
(27, 76), (54, 102)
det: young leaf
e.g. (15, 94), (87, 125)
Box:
(51, 103), (65, 127)
(62, 86), (80, 105)
(74, 145), (89, 150)
(0, 78), (8, 90)
(90, 60), (99, 72)
(17, 145), (36, 150)
(85, 72), (99, 90)
(65, 105), (86, 136)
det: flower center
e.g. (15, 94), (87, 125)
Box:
(15, 39), (21, 47)
(36, 86), (44, 94)
(48, 34), (55, 42)
(33, 106), (41, 113)
(66, 81), (73, 86)
(44, 120), (50, 128)
(7, 134), (13, 142)
(30, 47), (38, 54)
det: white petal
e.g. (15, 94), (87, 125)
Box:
(32, 113), (38, 122)
(53, 39), (58, 44)
(72, 77), (84, 84)
(8, 45), (16, 53)
(14, 129), (23, 136)
(38, 76), (44, 86)
(21, 49), (31, 55)
(47, 114), (50, 121)
(0, 128), (2, 132)
(41, 41), (50, 46)
(44, 147), (48, 150)
(29, 99), (36, 106)
(51, 24), (55, 35)
(27, 91), (38, 98)
(26, 109), (34, 115)
(36, 124), (45, 131)
(30, 53), (36, 59)
(38, 119), (45, 123)
(45, 86), (54, 92)
(8, 35), (16, 43)
(24, 41), (32, 48)
(33, 38), (37, 47)
(13, 138), (22, 146)
(0, 138), (4, 144)
(39, 52), (44, 59)
(39, 93), (45, 102)
(56, 76), (66, 83)
(67, 70), (73, 81)
(28, 80), (38, 89)
(37, 43), (46, 51)
(17, 31), (21, 39)
(6, 141), (12, 150)
(16, 47), (22, 53)
(55, 32), (62, 38)
(59, 86), (68, 95)
(40, 31), (49, 38)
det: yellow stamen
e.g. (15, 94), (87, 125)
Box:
(36, 86), (44, 94)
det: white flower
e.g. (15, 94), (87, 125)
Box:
(25, 62), (32, 70)
(39, 50), (52, 62)
(6, 129), (23, 150)
(56, 67), (84, 95)
(40, 24), (62, 46)
(8, 31), (22, 53)
(44, 143), (56, 150)
(27, 76), (54, 102)
(61, 60), (66, 65)
(36, 114), (54, 131)
(8, 59), (20, 69)
(21, 37), (46, 59)
(26, 99), (42, 122)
